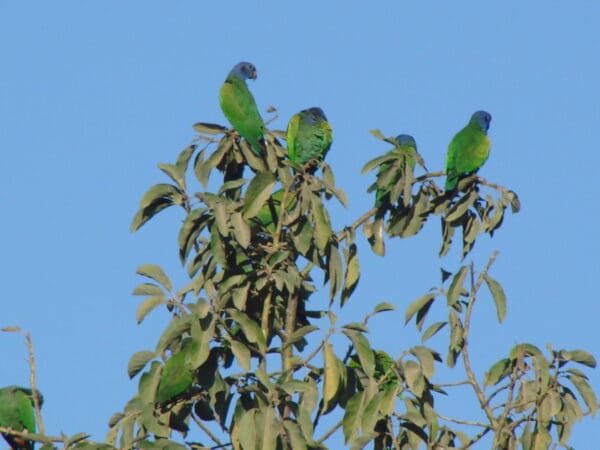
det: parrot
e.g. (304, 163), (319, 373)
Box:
(287, 107), (333, 168)
(444, 110), (492, 191)
(374, 134), (417, 208)
(254, 189), (298, 232)
(219, 62), (265, 155)
(0, 386), (43, 450)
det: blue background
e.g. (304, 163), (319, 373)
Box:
(1, 1), (598, 447)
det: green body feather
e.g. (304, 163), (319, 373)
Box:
(287, 107), (332, 165)
(219, 63), (265, 155)
(445, 111), (492, 191)
(0, 386), (42, 450)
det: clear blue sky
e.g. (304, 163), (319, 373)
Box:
(1, 1), (598, 447)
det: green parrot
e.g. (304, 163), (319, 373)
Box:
(0, 386), (43, 450)
(253, 189), (298, 232)
(219, 62), (265, 155)
(445, 110), (492, 191)
(374, 134), (417, 208)
(287, 107), (333, 168)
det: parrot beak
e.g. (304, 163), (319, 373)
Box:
(250, 69), (257, 80)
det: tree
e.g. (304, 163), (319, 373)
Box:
(2, 110), (596, 449)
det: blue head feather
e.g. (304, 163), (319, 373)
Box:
(470, 110), (492, 132)
(229, 62), (257, 80)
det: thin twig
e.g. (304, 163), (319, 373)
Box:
(0, 426), (62, 444)
(336, 207), (378, 243)
(414, 170), (445, 182)
(484, 382), (511, 407)
(436, 380), (472, 388)
(459, 427), (492, 450)
(191, 413), (225, 447)
(316, 419), (343, 444)
(461, 252), (500, 427)
(477, 176), (515, 197)
(436, 413), (489, 428)
(24, 332), (45, 435)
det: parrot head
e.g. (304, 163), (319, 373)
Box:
(394, 134), (416, 148)
(229, 62), (257, 81)
(470, 110), (492, 132)
(302, 107), (328, 124)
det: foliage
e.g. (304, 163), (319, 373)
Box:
(2, 109), (595, 450)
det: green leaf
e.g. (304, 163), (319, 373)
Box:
(127, 350), (156, 379)
(256, 406), (278, 450)
(344, 330), (375, 378)
(284, 325), (319, 349)
(368, 128), (386, 141)
(157, 146), (194, 190)
(342, 322), (369, 333)
(136, 264), (173, 291)
(322, 342), (341, 414)
(361, 390), (384, 433)
(230, 340), (251, 371)
(131, 183), (183, 232)
(140, 404), (171, 438)
(461, 212), (480, 259)
(213, 201), (229, 236)
(242, 172), (276, 219)
(568, 374), (598, 415)
(218, 178), (248, 195)
(190, 298), (211, 319)
(231, 212), (251, 249)
(438, 218), (456, 257)
(507, 190), (521, 213)
(373, 302), (395, 314)
(193, 122), (229, 135)
(410, 346), (436, 379)
(156, 316), (190, 353)
(532, 427), (552, 450)
(366, 217), (385, 256)
(404, 293), (436, 325)
(447, 266), (468, 307)
(236, 408), (257, 449)
(342, 391), (363, 443)
(445, 188), (479, 223)
(177, 143), (196, 173)
(136, 295), (166, 324)
(421, 321), (447, 343)
(188, 315), (215, 369)
(206, 136), (233, 170)
(227, 309), (266, 353)
(484, 358), (511, 386)
(178, 207), (209, 263)
(484, 274), (507, 323)
(193, 148), (209, 187)
(379, 384), (399, 416)
(239, 139), (267, 172)
(404, 360), (425, 397)
(312, 196), (332, 251)
(283, 419), (308, 450)
(566, 349), (597, 368)
(132, 283), (164, 297)
(138, 361), (162, 404)
(328, 244), (343, 301)
(342, 243), (360, 305)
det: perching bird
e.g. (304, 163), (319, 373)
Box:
(219, 62), (265, 155)
(0, 386), (43, 450)
(445, 110), (492, 191)
(287, 107), (333, 167)
(374, 134), (417, 208)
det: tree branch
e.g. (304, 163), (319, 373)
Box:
(461, 252), (500, 427)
